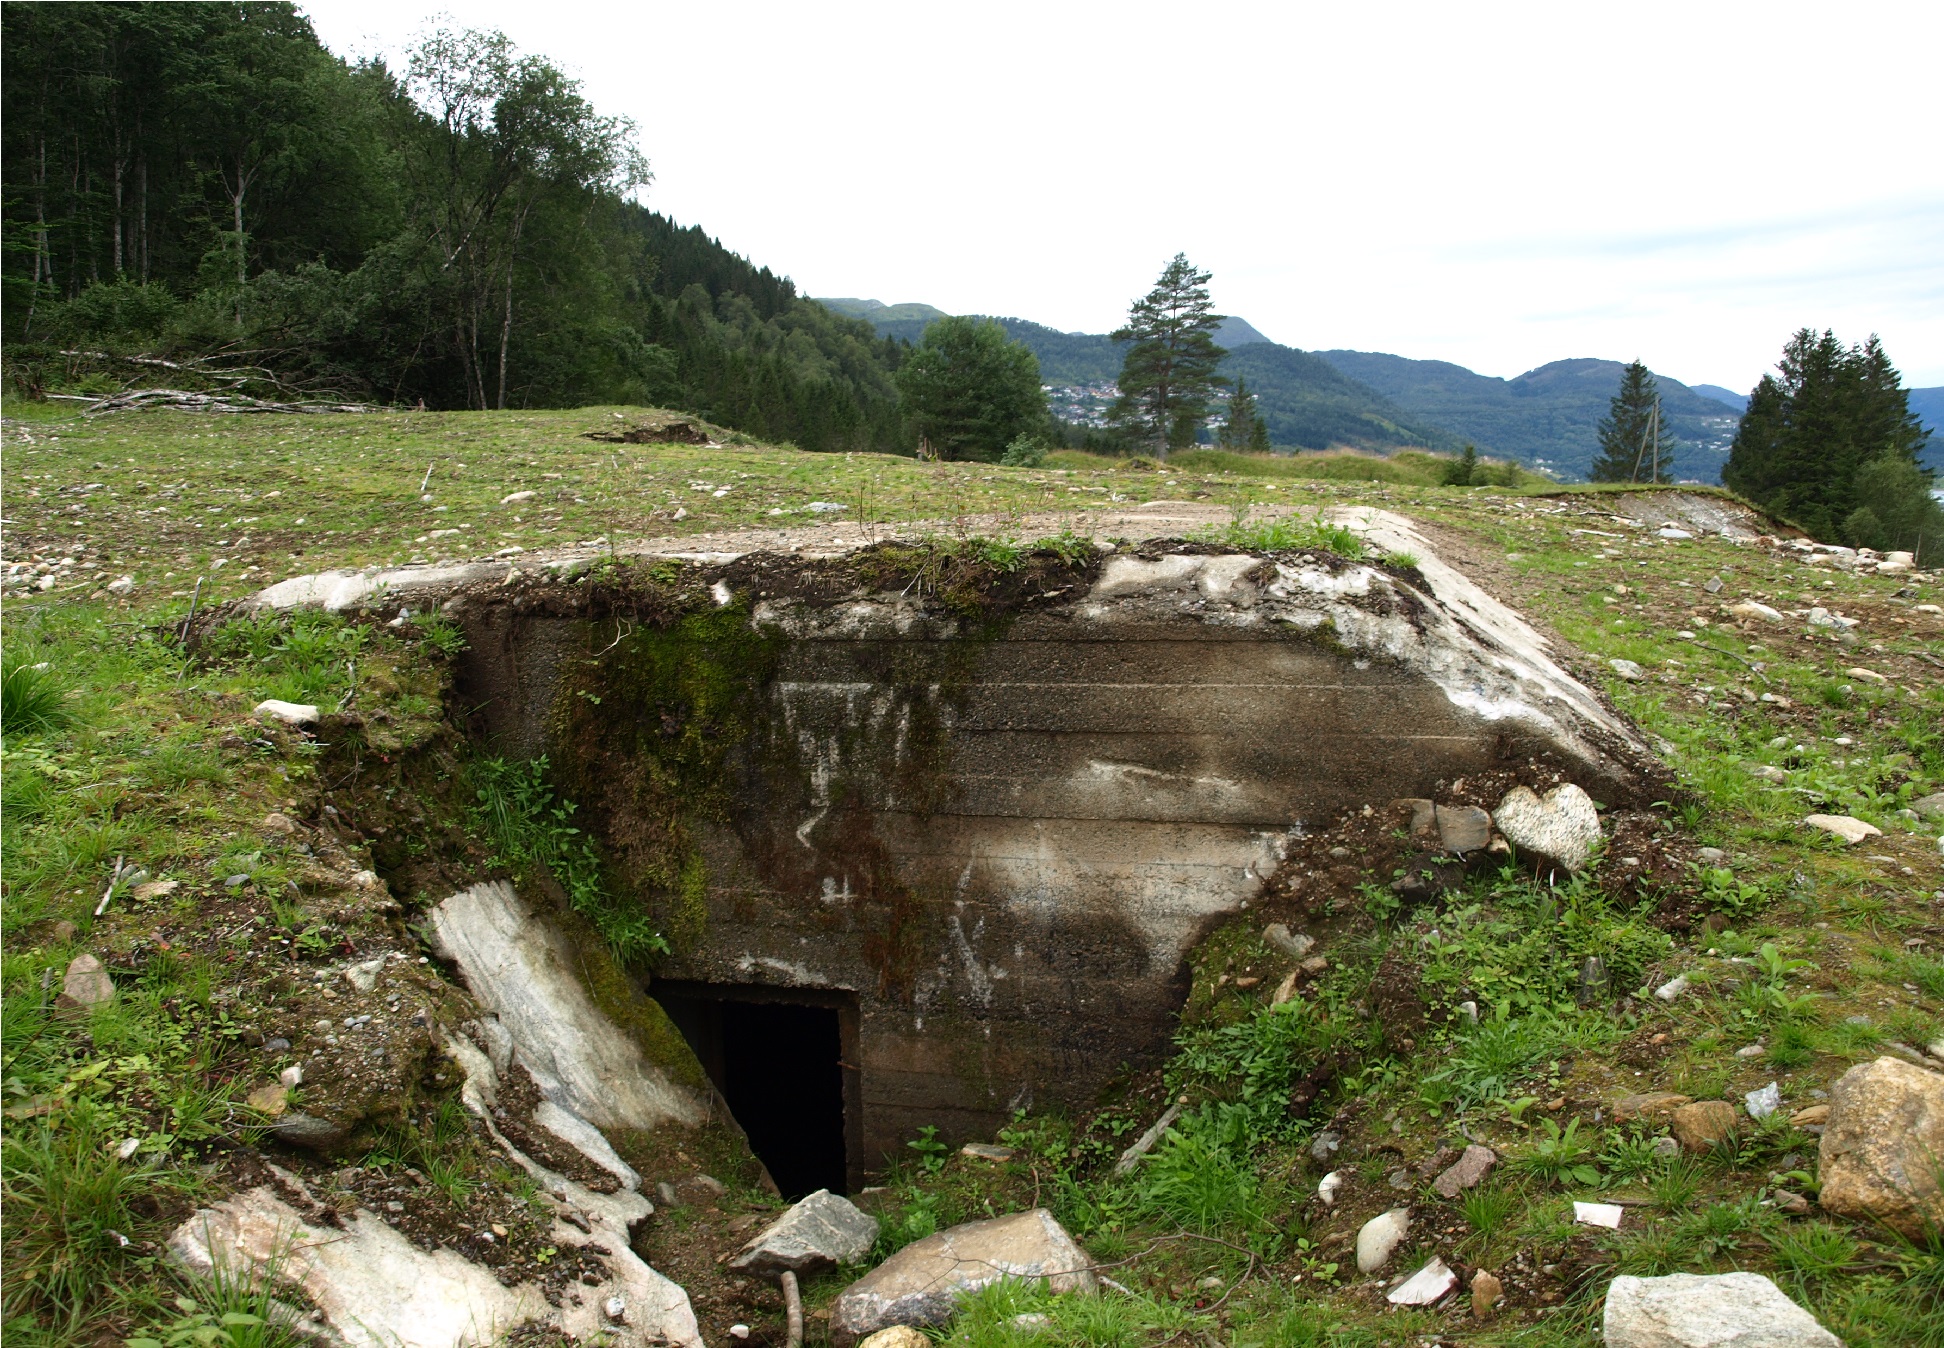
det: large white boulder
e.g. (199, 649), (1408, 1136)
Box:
(1356, 1207), (1411, 1273)
(1604, 1272), (1839, 1347)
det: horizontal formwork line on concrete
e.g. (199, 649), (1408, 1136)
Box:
(775, 680), (1418, 691)
(768, 633), (1375, 646)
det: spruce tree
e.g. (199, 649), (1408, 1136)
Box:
(1722, 329), (1928, 540)
(1589, 361), (1672, 483)
(1247, 406), (1272, 453)
(1109, 253), (1227, 459)
(1220, 376), (1265, 450)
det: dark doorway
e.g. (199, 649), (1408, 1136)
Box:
(652, 983), (855, 1198)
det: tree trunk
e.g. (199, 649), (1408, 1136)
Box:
(112, 131), (125, 276)
(27, 136), (49, 335)
(137, 152), (148, 283)
(232, 178), (247, 322)
(496, 204), (530, 411)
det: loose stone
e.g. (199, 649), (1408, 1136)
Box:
(1355, 1208), (1410, 1274)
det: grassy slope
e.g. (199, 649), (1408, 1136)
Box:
(4, 403), (1943, 1346)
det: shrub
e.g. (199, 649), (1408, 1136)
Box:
(2, 663), (73, 736)
(1000, 434), (1048, 468)
(1441, 444), (1480, 486)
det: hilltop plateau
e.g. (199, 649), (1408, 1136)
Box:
(4, 400), (1942, 1348)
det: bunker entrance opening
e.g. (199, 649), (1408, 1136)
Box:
(652, 982), (858, 1199)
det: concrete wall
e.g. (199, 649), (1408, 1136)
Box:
(451, 536), (1654, 1175)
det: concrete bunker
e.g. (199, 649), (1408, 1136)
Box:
(253, 507), (1662, 1183)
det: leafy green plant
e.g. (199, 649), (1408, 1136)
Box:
(1600, 1131), (1669, 1184)
(1138, 1108), (1270, 1235)
(1696, 866), (1769, 917)
(1427, 1007), (1580, 1110)
(469, 756), (667, 962)
(1357, 880), (1401, 926)
(1461, 1183), (1519, 1252)
(1767, 1021), (1815, 1067)
(1169, 998), (1347, 1140)
(416, 614), (469, 657)
(127, 1297), (267, 1348)
(201, 611), (368, 706)
(874, 1186), (944, 1258)
(1673, 1196), (1769, 1262)
(1200, 515), (1367, 559)
(1516, 1117), (1601, 1187)
(906, 1125), (949, 1174)
(0, 1111), (178, 1331)
(2, 663), (74, 736)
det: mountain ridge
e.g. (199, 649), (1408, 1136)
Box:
(817, 297), (1755, 478)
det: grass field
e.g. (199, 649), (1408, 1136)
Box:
(4, 402), (1943, 1347)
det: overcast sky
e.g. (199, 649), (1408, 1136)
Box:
(305, 0), (1944, 391)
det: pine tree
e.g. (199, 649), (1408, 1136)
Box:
(1589, 361), (1672, 483)
(1219, 376), (1264, 450)
(1109, 253), (1227, 459)
(1723, 329), (1928, 539)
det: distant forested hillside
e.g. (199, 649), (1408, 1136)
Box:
(1317, 352), (1742, 481)
(1909, 387), (1944, 472)
(1223, 344), (1456, 451)
(824, 301), (1448, 452)
(1690, 384), (1749, 413)
(1, 3), (909, 451)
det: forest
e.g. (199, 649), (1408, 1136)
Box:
(0, 2), (911, 452)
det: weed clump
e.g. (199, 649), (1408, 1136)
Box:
(469, 755), (667, 963)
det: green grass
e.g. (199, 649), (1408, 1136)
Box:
(1, 662), (74, 736)
(4, 400), (1943, 1346)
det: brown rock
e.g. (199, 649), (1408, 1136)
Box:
(1613, 1091), (1692, 1123)
(1433, 1144), (1498, 1199)
(1435, 804), (1492, 854)
(260, 812), (300, 834)
(1671, 1101), (1739, 1153)
(1417, 1146), (1460, 1180)
(61, 953), (115, 1007)
(1789, 1104), (1830, 1127)
(1471, 1269), (1502, 1319)
(1398, 798), (1438, 840)
(1818, 1056), (1944, 1239)
(246, 1083), (289, 1117)
(47, 919), (79, 944)
(130, 880), (179, 901)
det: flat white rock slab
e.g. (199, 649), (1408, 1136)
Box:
(1604, 1271), (1841, 1348)
(169, 1176), (698, 1348)
(429, 881), (706, 1138)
